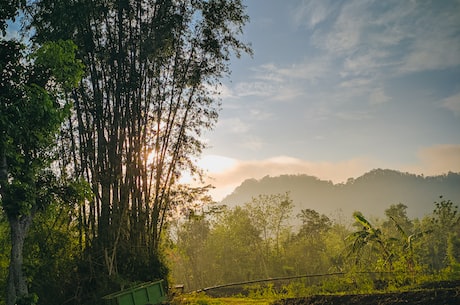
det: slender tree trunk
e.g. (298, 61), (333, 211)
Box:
(7, 215), (32, 305)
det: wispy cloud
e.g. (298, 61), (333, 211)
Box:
(234, 81), (276, 97)
(292, 0), (338, 29)
(369, 87), (390, 105)
(441, 93), (460, 116)
(252, 58), (333, 84)
(241, 135), (265, 151)
(335, 110), (373, 121)
(398, 4), (460, 73)
(339, 78), (372, 88)
(295, 0), (460, 76)
(216, 117), (250, 134)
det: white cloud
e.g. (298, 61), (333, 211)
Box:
(339, 78), (372, 88)
(369, 87), (390, 105)
(279, 57), (332, 82)
(250, 109), (273, 120)
(400, 37), (460, 73)
(311, 0), (370, 54)
(305, 0), (460, 75)
(215, 83), (234, 99)
(342, 50), (391, 78)
(253, 57), (332, 84)
(335, 111), (373, 121)
(272, 85), (305, 102)
(441, 93), (460, 116)
(404, 145), (460, 175)
(252, 64), (286, 83)
(198, 155), (237, 173)
(216, 117), (250, 134)
(241, 136), (264, 151)
(292, 0), (338, 29)
(234, 81), (275, 97)
(397, 3), (460, 73)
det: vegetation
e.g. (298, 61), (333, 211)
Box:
(1, 0), (250, 304)
(1, 1), (459, 305)
(0, 37), (84, 305)
(168, 195), (460, 294)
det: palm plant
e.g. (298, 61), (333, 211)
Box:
(346, 212), (394, 270)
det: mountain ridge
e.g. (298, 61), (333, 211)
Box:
(219, 169), (460, 220)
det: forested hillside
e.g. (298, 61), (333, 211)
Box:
(221, 169), (460, 220)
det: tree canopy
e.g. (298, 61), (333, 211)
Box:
(0, 37), (84, 305)
(2, 0), (252, 302)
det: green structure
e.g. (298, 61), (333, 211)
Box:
(102, 280), (167, 305)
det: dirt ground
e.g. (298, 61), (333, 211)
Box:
(272, 289), (459, 305)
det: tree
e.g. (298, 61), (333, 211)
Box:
(346, 212), (393, 271)
(0, 39), (83, 305)
(30, 1), (251, 295)
(207, 206), (264, 284)
(381, 204), (415, 273)
(382, 203), (412, 237)
(422, 197), (460, 271)
(297, 208), (332, 238)
(171, 212), (211, 290)
(284, 209), (333, 274)
(0, 212), (10, 302)
(245, 193), (293, 259)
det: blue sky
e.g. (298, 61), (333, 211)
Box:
(5, 1), (459, 200)
(196, 0), (460, 200)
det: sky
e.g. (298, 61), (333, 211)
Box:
(5, 1), (459, 201)
(195, 0), (460, 200)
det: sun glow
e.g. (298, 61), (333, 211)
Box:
(197, 155), (237, 174)
(178, 154), (237, 188)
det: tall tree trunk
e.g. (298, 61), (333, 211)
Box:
(31, 0), (251, 289)
(7, 215), (32, 305)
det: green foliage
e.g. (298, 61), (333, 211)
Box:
(0, 214), (10, 305)
(245, 284), (278, 299)
(32, 40), (84, 91)
(169, 196), (460, 297)
(1, 33), (83, 305)
(15, 293), (38, 305)
(29, 2), (252, 302)
(23, 201), (80, 305)
(346, 212), (393, 270)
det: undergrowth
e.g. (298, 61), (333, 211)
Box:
(170, 271), (460, 305)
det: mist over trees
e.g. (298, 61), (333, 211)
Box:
(168, 195), (460, 292)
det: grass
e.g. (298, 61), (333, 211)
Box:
(170, 292), (277, 305)
(169, 274), (460, 305)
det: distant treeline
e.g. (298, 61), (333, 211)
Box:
(221, 169), (460, 219)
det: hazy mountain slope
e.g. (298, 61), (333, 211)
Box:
(220, 169), (460, 220)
